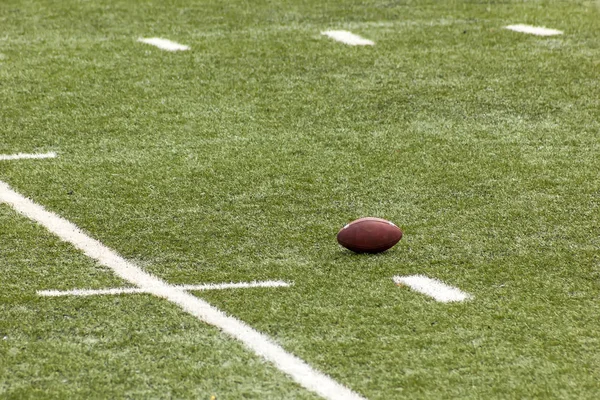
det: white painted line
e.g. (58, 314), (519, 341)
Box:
(180, 280), (291, 291)
(0, 152), (56, 161)
(39, 280), (292, 297)
(39, 287), (146, 297)
(138, 37), (190, 51)
(0, 180), (363, 400)
(393, 275), (472, 303)
(321, 30), (375, 46)
(504, 24), (563, 36)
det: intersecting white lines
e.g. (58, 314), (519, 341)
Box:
(0, 180), (365, 400)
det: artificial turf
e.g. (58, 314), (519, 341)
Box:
(1, 0), (600, 398)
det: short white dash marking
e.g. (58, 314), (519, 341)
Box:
(393, 275), (472, 303)
(0, 152), (56, 161)
(39, 280), (291, 297)
(0, 180), (363, 400)
(504, 24), (563, 36)
(138, 37), (190, 51)
(321, 30), (375, 46)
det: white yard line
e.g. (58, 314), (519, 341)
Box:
(39, 280), (291, 297)
(504, 24), (563, 36)
(138, 37), (190, 51)
(0, 180), (364, 400)
(393, 275), (472, 303)
(321, 30), (375, 46)
(0, 152), (56, 161)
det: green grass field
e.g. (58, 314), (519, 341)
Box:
(1, 0), (600, 398)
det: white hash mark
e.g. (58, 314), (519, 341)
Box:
(0, 152), (56, 161)
(393, 275), (472, 303)
(138, 37), (190, 51)
(321, 30), (375, 46)
(504, 24), (563, 36)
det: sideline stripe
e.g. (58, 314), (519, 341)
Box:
(321, 30), (375, 46)
(393, 275), (472, 303)
(0, 180), (364, 400)
(39, 280), (292, 297)
(0, 152), (56, 161)
(504, 24), (563, 36)
(138, 37), (190, 51)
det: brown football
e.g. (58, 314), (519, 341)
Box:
(337, 217), (403, 253)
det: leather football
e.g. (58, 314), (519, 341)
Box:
(337, 217), (402, 253)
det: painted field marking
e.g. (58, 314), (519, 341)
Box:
(0, 180), (365, 400)
(393, 275), (472, 303)
(39, 280), (291, 297)
(0, 152), (56, 161)
(321, 30), (375, 46)
(504, 24), (563, 36)
(138, 37), (190, 51)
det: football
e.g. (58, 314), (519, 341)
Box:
(337, 217), (403, 253)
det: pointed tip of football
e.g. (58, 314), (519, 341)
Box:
(337, 217), (403, 253)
